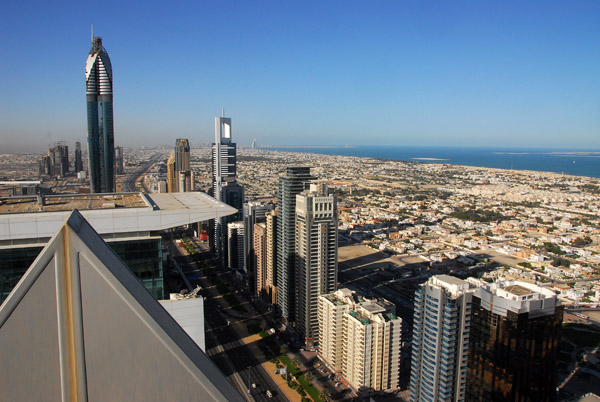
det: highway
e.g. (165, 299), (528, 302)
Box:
(173, 248), (286, 402)
(121, 153), (165, 192)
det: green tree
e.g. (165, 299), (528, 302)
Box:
(305, 372), (314, 383)
(320, 389), (332, 402)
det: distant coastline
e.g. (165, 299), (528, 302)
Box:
(259, 145), (600, 179)
(260, 145), (355, 149)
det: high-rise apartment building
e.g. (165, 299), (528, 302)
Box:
(86, 36), (115, 193)
(227, 222), (244, 273)
(318, 289), (351, 373)
(74, 141), (84, 173)
(466, 281), (562, 402)
(167, 154), (177, 193)
(175, 138), (190, 172)
(114, 145), (124, 175)
(253, 223), (267, 296)
(295, 183), (338, 346)
(410, 275), (476, 402)
(243, 201), (275, 292)
(276, 166), (314, 324)
(265, 210), (278, 304)
(318, 288), (402, 393)
(212, 112), (243, 262)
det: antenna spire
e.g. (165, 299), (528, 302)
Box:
(222, 106), (225, 117)
(91, 24), (94, 43)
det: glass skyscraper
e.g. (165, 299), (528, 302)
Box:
(86, 36), (115, 193)
(276, 166), (314, 324)
(212, 113), (244, 263)
(466, 281), (562, 402)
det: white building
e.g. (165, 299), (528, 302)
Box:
(318, 289), (402, 393)
(295, 184), (338, 346)
(410, 275), (476, 402)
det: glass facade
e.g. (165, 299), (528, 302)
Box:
(0, 246), (44, 303)
(466, 296), (563, 402)
(0, 238), (164, 304)
(109, 239), (164, 300)
(86, 36), (115, 193)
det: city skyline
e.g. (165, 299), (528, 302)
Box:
(1, 1), (599, 152)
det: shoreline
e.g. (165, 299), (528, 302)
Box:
(253, 147), (600, 179)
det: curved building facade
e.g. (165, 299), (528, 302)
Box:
(86, 36), (115, 193)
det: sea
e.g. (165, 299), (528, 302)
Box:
(261, 146), (600, 179)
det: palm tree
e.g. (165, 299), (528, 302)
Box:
(279, 345), (287, 356)
(304, 372), (313, 383)
(293, 356), (301, 369)
(320, 389), (331, 402)
(260, 320), (267, 332)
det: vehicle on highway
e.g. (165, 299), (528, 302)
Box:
(252, 383), (257, 389)
(266, 390), (273, 398)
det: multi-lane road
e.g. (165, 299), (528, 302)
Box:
(173, 248), (286, 401)
(121, 153), (165, 192)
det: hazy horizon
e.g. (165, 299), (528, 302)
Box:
(1, 1), (599, 152)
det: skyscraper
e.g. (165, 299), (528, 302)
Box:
(265, 210), (278, 304)
(86, 36), (115, 193)
(74, 141), (84, 173)
(295, 183), (338, 346)
(39, 143), (69, 178)
(212, 112), (243, 262)
(466, 281), (562, 402)
(114, 145), (124, 175)
(276, 166), (315, 324)
(227, 222), (245, 273)
(175, 138), (190, 172)
(253, 222), (267, 297)
(167, 154), (177, 193)
(243, 201), (275, 292)
(410, 275), (476, 402)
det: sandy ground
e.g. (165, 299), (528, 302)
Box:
(339, 244), (423, 267)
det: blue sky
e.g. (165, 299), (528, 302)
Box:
(1, 1), (598, 151)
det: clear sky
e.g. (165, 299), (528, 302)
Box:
(1, 1), (598, 151)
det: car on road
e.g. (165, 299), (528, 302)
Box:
(252, 383), (257, 389)
(266, 390), (273, 398)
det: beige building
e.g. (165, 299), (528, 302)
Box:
(295, 184), (338, 347)
(254, 222), (267, 296)
(318, 288), (402, 393)
(167, 154), (177, 193)
(265, 210), (278, 304)
(318, 289), (351, 373)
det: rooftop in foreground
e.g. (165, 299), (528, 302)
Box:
(0, 193), (146, 214)
(0, 192), (237, 243)
(0, 210), (243, 401)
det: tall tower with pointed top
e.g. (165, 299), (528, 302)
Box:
(212, 112), (243, 262)
(86, 36), (115, 193)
